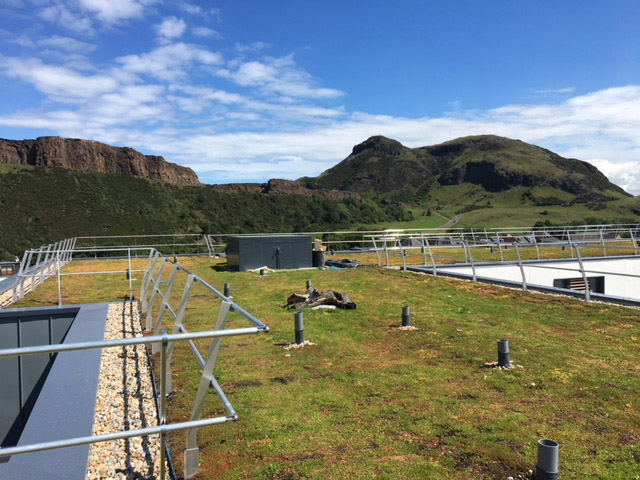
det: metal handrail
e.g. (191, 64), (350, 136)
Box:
(0, 326), (265, 480)
(410, 242), (640, 303)
(1, 246), (270, 478)
(0, 328), (264, 359)
(138, 248), (269, 478)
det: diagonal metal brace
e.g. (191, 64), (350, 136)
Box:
(151, 264), (179, 354)
(145, 259), (168, 331)
(184, 301), (232, 479)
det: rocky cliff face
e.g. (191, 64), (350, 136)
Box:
(217, 179), (358, 200)
(0, 137), (200, 186)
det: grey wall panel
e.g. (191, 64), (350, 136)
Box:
(51, 314), (75, 344)
(20, 316), (52, 413)
(0, 320), (20, 450)
(0, 308), (77, 450)
(1, 303), (109, 480)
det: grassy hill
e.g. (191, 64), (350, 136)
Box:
(305, 135), (629, 204)
(0, 164), (408, 260)
(305, 135), (638, 230)
(1, 134), (639, 259)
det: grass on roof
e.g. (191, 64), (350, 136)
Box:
(12, 256), (640, 479)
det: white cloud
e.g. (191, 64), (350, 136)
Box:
(178, 3), (202, 15)
(156, 16), (187, 43)
(179, 85), (245, 105)
(117, 43), (223, 81)
(0, 55), (118, 102)
(13, 34), (97, 53)
(533, 87), (576, 95)
(234, 42), (270, 53)
(219, 55), (344, 99)
(39, 4), (94, 34)
(78, 0), (148, 23)
(36, 0), (154, 32)
(591, 160), (640, 195)
(40, 35), (96, 52)
(177, 3), (219, 20)
(192, 26), (220, 38)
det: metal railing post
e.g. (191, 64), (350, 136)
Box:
(184, 301), (232, 479)
(464, 241), (476, 282)
(160, 329), (168, 480)
(67, 237), (75, 262)
(600, 230), (607, 257)
(574, 243), (591, 302)
(140, 249), (157, 298)
(22, 250), (36, 298)
(497, 233), (504, 261)
(462, 233), (468, 263)
(631, 228), (638, 256)
(425, 237), (437, 276)
(57, 251), (62, 305)
(371, 237), (382, 267)
(12, 250), (29, 303)
(140, 250), (160, 313)
(420, 234), (428, 266)
(146, 259), (167, 331)
(152, 264), (179, 354)
(514, 243), (527, 291)
(60, 238), (70, 264)
(165, 275), (196, 370)
(127, 248), (133, 298)
(384, 237), (390, 267)
(567, 231), (574, 258)
(39, 244), (52, 287)
(400, 239), (407, 272)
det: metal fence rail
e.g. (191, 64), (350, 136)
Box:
(0, 238), (77, 308)
(0, 328), (265, 480)
(366, 228), (639, 270)
(66, 223), (640, 261)
(406, 241), (640, 304)
(75, 234), (217, 257)
(205, 222), (639, 255)
(137, 249), (272, 477)
(0, 248), (269, 479)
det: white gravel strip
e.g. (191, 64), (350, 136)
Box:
(86, 301), (167, 480)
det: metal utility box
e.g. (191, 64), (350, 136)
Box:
(226, 235), (312, 271)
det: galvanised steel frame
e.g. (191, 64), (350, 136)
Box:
(75, 233), (219, 257)
(0, 328), (267, 479)
(0, 238), (77, 308)
(404, 240), (640, 304)
(204, 222), (640, 255)
(365, 224), (640, 270)
(0, 248), (269, 479)
(138, 248), (271, 477)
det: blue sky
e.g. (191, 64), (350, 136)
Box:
(1, 1), (640, 193)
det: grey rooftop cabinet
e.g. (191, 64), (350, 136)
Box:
(226, 235), (312, 271)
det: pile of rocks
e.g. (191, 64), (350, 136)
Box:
(86, 302), (166, 480)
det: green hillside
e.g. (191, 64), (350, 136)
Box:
(306, 135), (630, 204)
(1, 134), (638, 260)
(0, 164), (409, 259)
(301, 134), (638, 230)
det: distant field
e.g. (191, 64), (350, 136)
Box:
(13, 257), (640, 479)
(360, 211), (448, 230)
